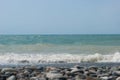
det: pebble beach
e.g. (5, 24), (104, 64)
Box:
(1, 63), (120, 80)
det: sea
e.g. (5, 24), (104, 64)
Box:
(0, 34), (120, 65)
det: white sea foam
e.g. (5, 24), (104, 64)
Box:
(0, 52), (120, 65)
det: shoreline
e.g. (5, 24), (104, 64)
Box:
(1, 62), (120, 68)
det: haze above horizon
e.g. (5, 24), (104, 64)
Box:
(0, 0), (120, 34)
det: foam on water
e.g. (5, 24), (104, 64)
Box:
(0, 52), (120, 65)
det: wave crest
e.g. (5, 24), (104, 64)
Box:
(0, 52), (120, 65)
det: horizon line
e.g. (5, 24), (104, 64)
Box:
(0, 33), (120, 35)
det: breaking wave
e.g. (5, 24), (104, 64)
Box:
(0, 52), (120, 65)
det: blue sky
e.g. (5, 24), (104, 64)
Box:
(0, 0), (120, 34)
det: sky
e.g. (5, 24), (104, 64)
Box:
(0, 0), (120, 34)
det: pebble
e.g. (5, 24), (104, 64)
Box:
(1, 68), (17, 73)
(46, 70), (63, 79)
(116, 77), (120, 80)
(7, 75), (16, 80)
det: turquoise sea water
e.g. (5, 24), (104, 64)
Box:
(0, 34), (120, 64)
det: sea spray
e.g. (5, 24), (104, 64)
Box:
(0, 52), (120, 65)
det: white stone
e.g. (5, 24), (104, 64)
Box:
(7, 75), (16, 80)
(46, 71), (63, 79)
(116, 77), (120, 80)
